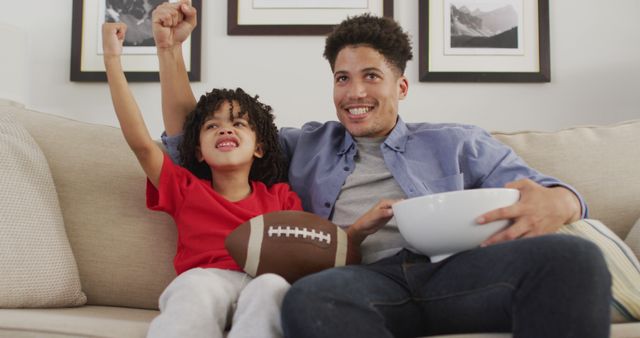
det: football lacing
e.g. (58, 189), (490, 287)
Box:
(267, 225), (332, 244)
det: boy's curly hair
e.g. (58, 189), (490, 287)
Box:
(324, 13), (413, 75)
(178, 88), (287, 187)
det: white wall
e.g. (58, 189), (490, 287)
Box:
(1, 0), (638, 137)
(0, 23), (27, 105)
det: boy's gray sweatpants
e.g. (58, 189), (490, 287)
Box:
(147, 268), (289, 338)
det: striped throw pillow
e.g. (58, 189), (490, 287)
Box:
(625, 218), (640, 264)
(558, 219), (640, 322)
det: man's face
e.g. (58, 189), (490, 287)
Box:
(333, 45), (408, 138)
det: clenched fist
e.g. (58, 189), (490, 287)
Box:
(152, 0), (197, 49)
(102, 22), (127, 58)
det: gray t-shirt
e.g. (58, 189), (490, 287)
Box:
(331, 137), (410, 264)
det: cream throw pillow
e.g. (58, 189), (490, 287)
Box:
(0, 111), (86, 307)
(558, 219), (640, 322)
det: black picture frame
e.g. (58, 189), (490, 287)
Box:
(71, 0), (202, 82)
(419, 0), (550, 82)
(228, 0), (394, 35)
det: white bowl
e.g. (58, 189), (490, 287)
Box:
(392, 188), (520, 262)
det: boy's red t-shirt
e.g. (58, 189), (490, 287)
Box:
(146, 154), (303, 275)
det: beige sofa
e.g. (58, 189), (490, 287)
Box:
(0, 99), (639, 338)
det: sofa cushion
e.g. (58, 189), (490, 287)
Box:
(0, 111), (86, 307)
(9, 107), (176, 310)
(1, 308), (639, 338)
(0, 306), (157, 338)
(626, 217), (640, 261)
(493, 120), (640, 239)
(558, 219), (640, 322)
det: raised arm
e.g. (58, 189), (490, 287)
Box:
(102, 23), (163, 186)
(152, 0), (198, 136)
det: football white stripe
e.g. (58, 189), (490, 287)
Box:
(267, 225), (331, 244)
(334, 228), (347, 267)
(244, 215), (264, 276)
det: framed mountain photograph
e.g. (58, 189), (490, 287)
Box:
(419, 0), (550, 82)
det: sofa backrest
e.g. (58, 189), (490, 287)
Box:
(13, 107), (176, 310)
(9, 103), (640, 310)
(494, 120), (640, 238)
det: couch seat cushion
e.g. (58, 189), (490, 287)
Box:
(1, 306), (637, 338)
(0, 306), (158, 338)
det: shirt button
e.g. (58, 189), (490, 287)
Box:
(343, 166), (349, 171)
(324, 202), (331, 208)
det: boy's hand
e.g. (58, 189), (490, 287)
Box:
(102, 23), (127, 58)
(152, 0), (197, 49)
(347, 199), (400, 245)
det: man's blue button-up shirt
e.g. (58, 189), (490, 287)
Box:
(162, 117), (586, 220)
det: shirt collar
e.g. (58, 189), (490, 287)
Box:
(384, 116), (409, 153)
(337, 116), (409, 155)
(338, 129), (355, 155)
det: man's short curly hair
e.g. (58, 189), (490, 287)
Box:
(178, 88), (287, 187)
(324, 13), (413, 75)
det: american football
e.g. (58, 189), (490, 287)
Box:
(225, 210), (361, 283)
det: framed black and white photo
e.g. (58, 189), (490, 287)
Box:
(419, 0), (550, 82)
(71, 0), (202, 82)
(227, 0), (394, 35)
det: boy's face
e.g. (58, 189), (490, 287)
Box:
(332, 45), (408, 138)
(197, 100), (263, 172)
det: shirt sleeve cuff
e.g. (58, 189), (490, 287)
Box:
(548, 183), (588, 219)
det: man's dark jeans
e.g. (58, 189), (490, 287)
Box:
(281, 234), (611, 338)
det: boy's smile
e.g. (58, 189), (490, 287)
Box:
(215, 135), (240, 152)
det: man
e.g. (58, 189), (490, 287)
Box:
(152, 2), (611, 337)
